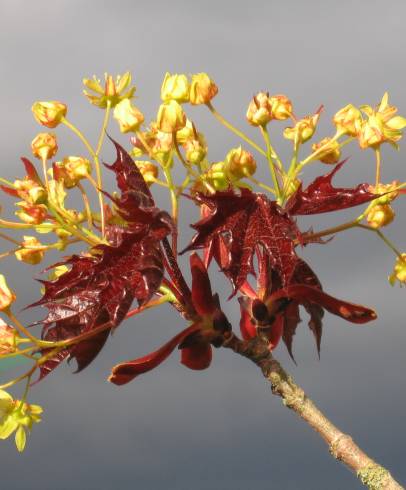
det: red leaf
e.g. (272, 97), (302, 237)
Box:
(31, 139), (172, 381)
(21, 157), (42, 183)
(190, 252), (215, 316)
(183, 189), (299, 292)
(286, 160), (377, 215)
(109, 323), (201, 385)
(270, 284), (377, 323)
(239, 297), (257, 340)
(181, 343), (212, 370)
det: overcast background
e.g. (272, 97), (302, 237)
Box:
(0, 1), (405, 489)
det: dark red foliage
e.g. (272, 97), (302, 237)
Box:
(238, 258), (376, 360)
(286, 160), (377, 215)
(109, 253), (231, 385)
(183, 189), (300, 292)
(31, 139), (172, 381)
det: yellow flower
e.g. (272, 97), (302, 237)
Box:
(269, 94), (293, 120)
(366, 204), (395, 229)
(0, 319), (19, 355)
(31, 133), (58, 161)
(246, 92), (273, 127)
(83, 72), (136, 108)
(113, 99), (144, 133)
(134, 161), (158, 185)
(0, 275), (16, 311)
(0, 390), (43, 452)
(156, 100), (186, 133)
(132, 122), (174, 164)
(369, 181), (400, 205)
(54, 156), (91, 188)
(15, 236), (45, 265)
(333, 104), (362, 136)
(161, 73), (190, 103)
(207, 162), (229, 191)
(389, 253), (406, 286)
(311, 137), (341, 164)
(224, 146), (256, 180)
(284, 108), (322, 146)
(183, 137), (208, 165)
(14, 178), (47, 205)
(31, 101), (67, 128)
(358, 93), (406, 149)
(15, 202), (48, 225)
(189, 73), (218, 105)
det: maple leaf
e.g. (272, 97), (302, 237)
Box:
(183, 189), (300, 292)
(109, 253), (231, 385)
(286, 160), (377, 215)
(238, 259), (376, 361)
(30, 139), (172, 381)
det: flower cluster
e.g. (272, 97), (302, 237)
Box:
(0, 70), (405, 454)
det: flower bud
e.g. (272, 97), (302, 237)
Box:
(246, 92), (272, 126)
(207, 162), (228, 191)
(366, 204), (395, 229)
(156, 100), (186, 133)
(369, 181), (399, 205)
(189, 73), (218, 105)
(0, 275), (16, 311)
(333, 104), (362, 136)
(183, 138), (207, 165)
(224, 147), (256, 180)
(31, 133), (58, 160)
(284, 109), (322, 145)
(15, 236), (45, 265)
(14, 179), (47, 205)
(31, 101), (67, 128)
(161, 73), (190, 103)
(54, 156), (91, 188)
(113, 99), (144, 133)
(269, 94), (293, 120)
(389, 253), (406, 286)
(134, 161), (158, 185)
(15, 202), (47, 225)
(0, 319), (19, 354)
(311, 137), (341, 164)
(176, 119), (195, 144)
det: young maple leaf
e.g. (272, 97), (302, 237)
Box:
(238, 258), (376, 360)
(286, 160), (378, 215)
(109, 253), (231, 385)
(30, 139), (173, 381)
(182, 189), (300, 293)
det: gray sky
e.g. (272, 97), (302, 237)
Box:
(0, 1), (405, 489)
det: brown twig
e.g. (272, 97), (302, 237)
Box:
(222, 334), (404, 490)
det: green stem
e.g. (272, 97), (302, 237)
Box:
(5, 310), (41, 346)
(62, 118), (96, 158)
(375, 147), (382, 187)
(206, 101), (267, 157)
(260, 125), (281, 199)
(357, 224), (403, 259)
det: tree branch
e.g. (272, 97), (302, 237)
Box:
(222, 334), (404, 490)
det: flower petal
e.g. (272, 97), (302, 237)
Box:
(108, 323), (201, 385)
(15, 425), (26, 452)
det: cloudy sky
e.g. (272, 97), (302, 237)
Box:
(0, 1), (405, 489)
